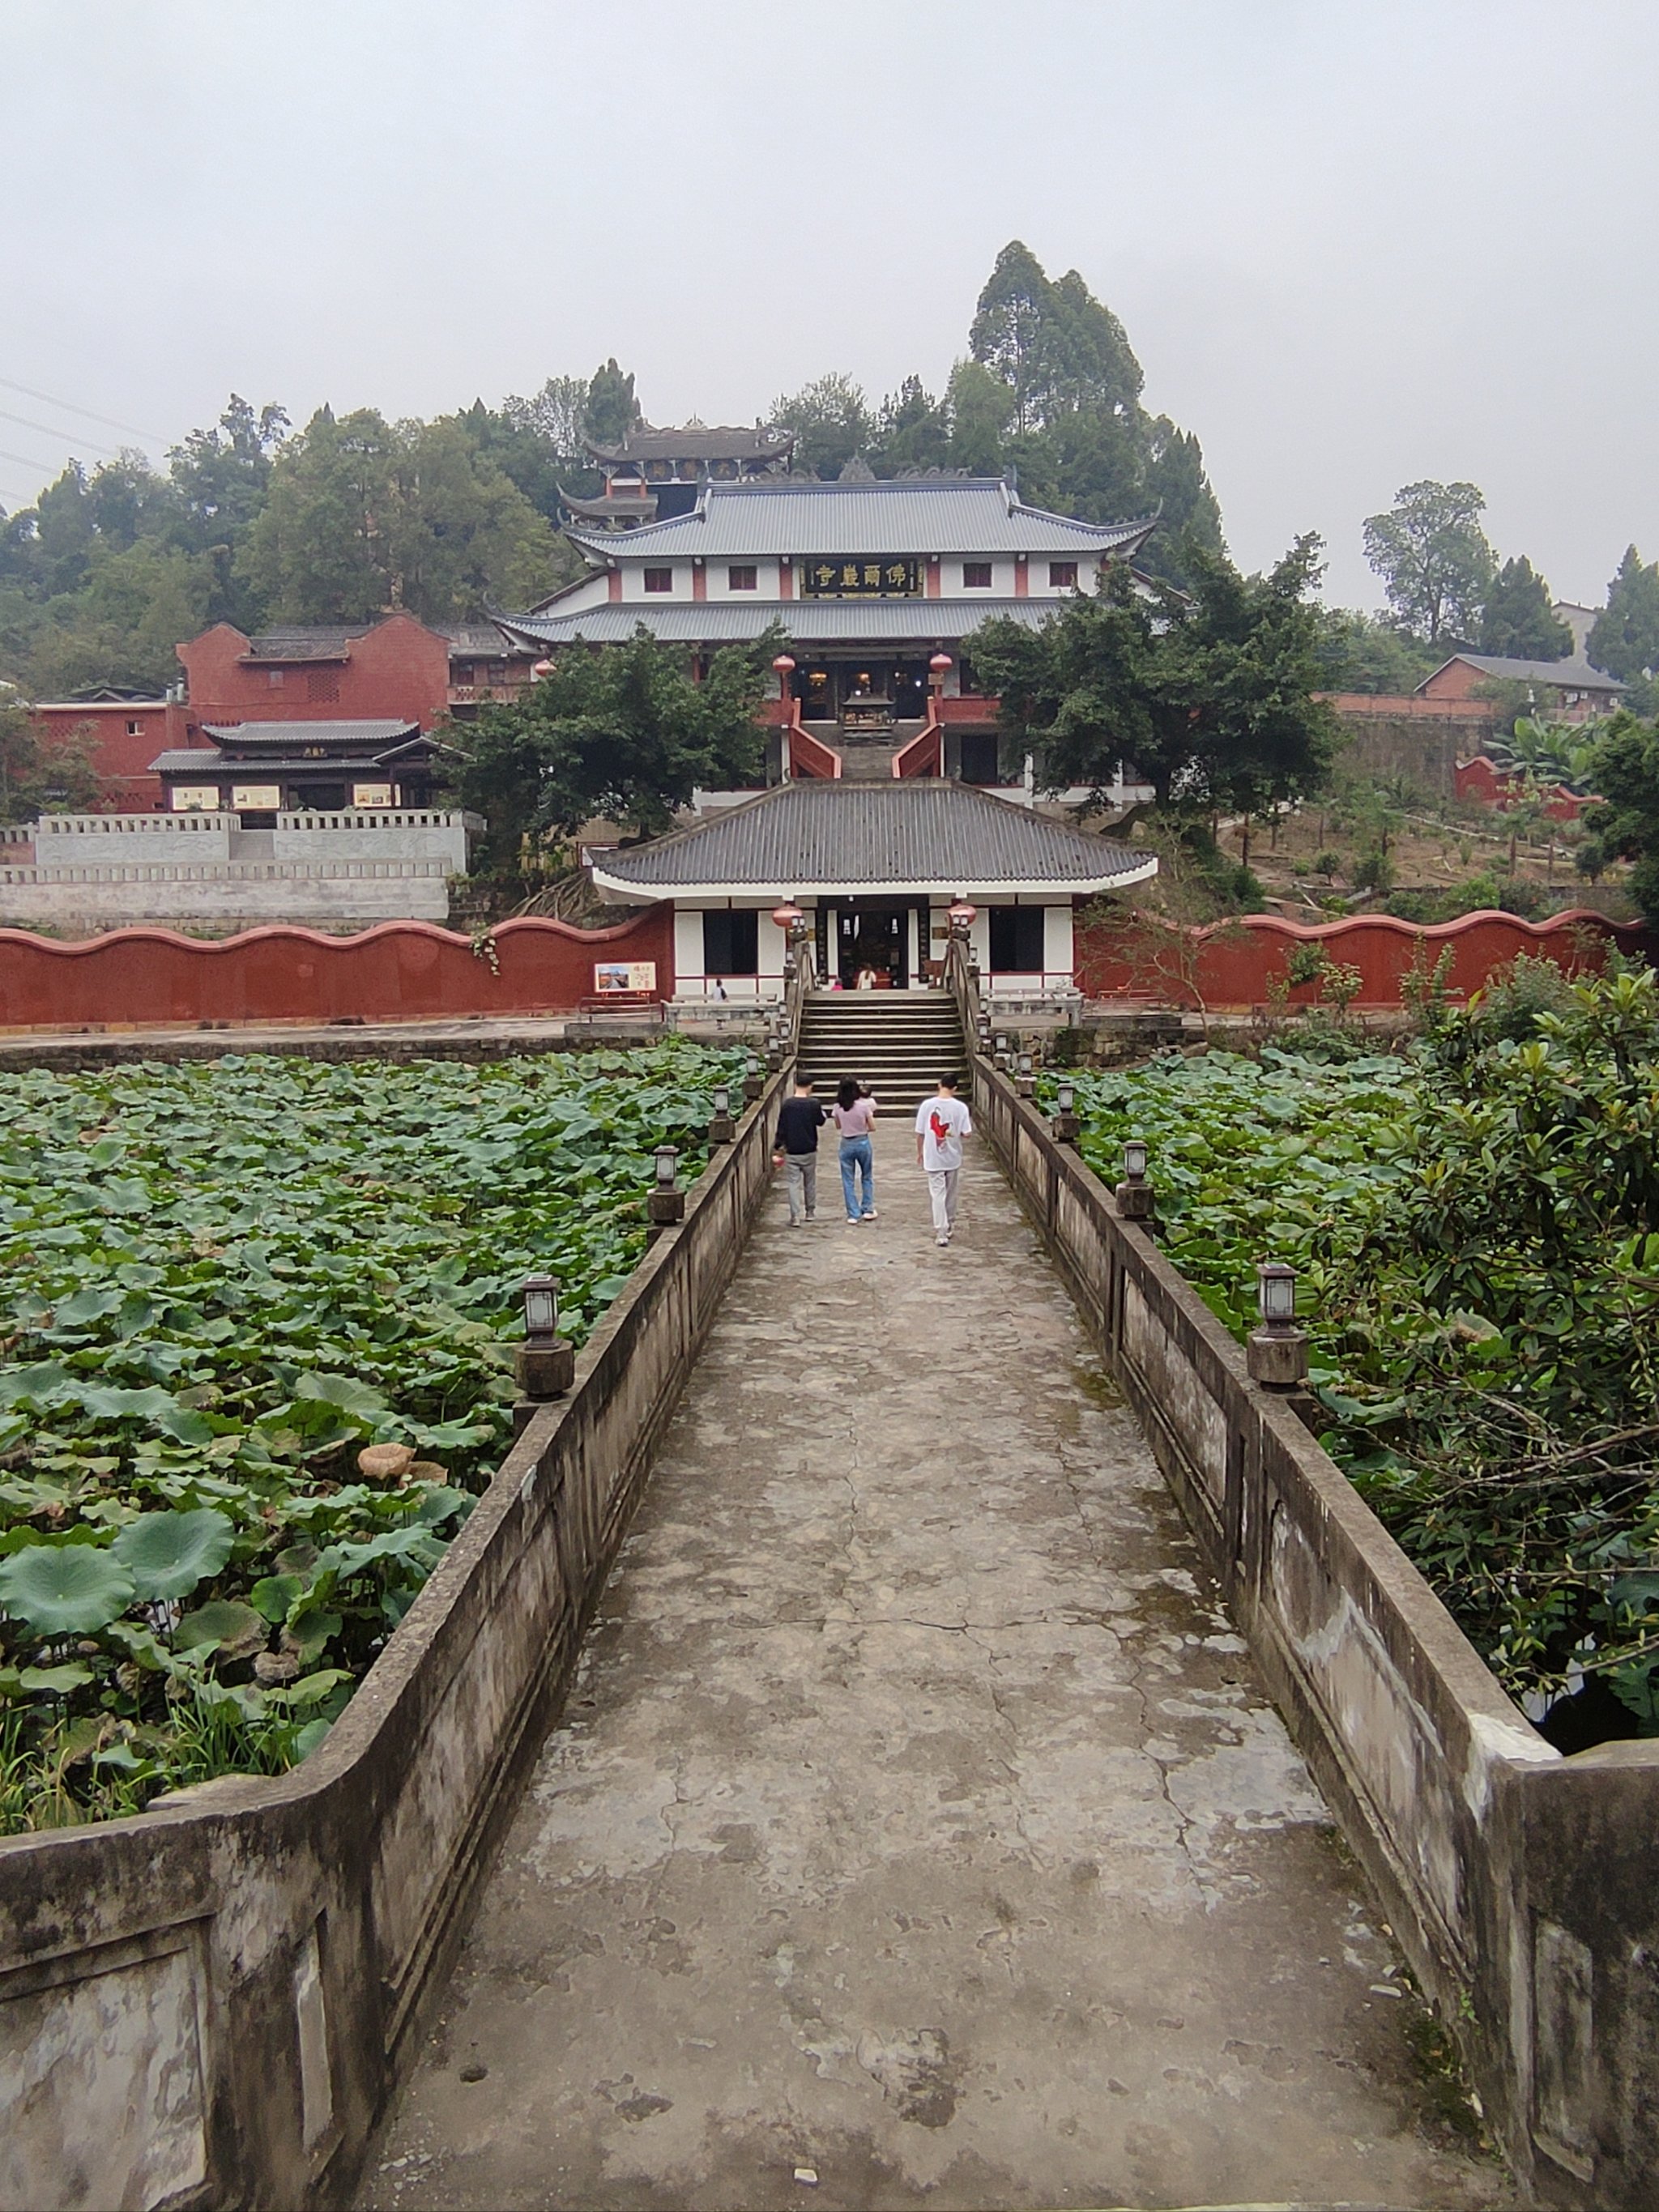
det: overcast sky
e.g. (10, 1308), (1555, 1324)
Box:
(3, 0), (1655, 608)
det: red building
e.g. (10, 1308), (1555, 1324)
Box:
(28, 616), (537, 812)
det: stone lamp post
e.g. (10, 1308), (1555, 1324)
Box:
(514, 1273), (575, 1410)
(1247, 1260), (1310, 1388)
(1051, 1079), (1080, 1146)
(648, 1145), (685, 1229)
(1115, 1138), (1154, 1221)
(708, 1084), (736, 1144)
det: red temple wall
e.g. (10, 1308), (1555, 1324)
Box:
(0, 910), (674, 1031)
(1075, 906), (1654, 1010)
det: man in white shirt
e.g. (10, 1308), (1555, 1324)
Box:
(915, 1073), (973, 1247)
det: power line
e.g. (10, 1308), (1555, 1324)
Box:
(0, 376), (162, 443)
(0, 408), (120, 458)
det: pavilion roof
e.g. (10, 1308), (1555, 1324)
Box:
(588, 780), (1156, 901)
(583, 424), (795, 467)
(199, 719), (424, 751)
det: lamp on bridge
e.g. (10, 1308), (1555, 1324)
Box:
(514, 1272), (575, 1411)
(1247, 1259), (1310, 1389)
(947, 898), (976, 938)
(649, 1145), (685, 1229)
(1017, 1050), (1035, 1100)
(1051, 1079), (1080, 1146)
(709, 1084), (736, 1145)
(1116, 1138), (1154, 1221)
(742, 1055), (764, 1107)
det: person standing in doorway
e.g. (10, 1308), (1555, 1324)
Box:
(915, 1073), (972, 1247)
(831, 1076), (878, 1225)
(773, 1076), (825, 1226)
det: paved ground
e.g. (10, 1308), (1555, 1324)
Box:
(360, 1136), (1512, 2212)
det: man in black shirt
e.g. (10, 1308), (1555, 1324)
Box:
(773, 1078), (826, 1226)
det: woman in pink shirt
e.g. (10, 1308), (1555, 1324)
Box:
(831, 1077), (878, 1225)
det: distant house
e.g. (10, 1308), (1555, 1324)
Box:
(1417, 651), (1623, 724)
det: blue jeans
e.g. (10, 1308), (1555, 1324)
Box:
(838, 1136), (874, 1218)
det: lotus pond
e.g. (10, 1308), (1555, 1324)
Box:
(0, 1040), (744, 1831)
(1048, 961), (1659, 1741)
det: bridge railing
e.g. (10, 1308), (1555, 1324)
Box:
(944, 941), (1659, 2209)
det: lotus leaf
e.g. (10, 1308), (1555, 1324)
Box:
(111, 1508), (236, 1600)
(0, 1543), (135, 1634)
(175, 1599), (267, 1658)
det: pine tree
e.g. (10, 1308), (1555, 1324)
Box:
(1478, 556), (1572, 660)
(1589, 547), (1659, 680)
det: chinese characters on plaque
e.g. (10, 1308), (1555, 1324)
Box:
(800, 558), (922, 598)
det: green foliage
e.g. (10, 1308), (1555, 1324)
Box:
(1050, 961), (1659, 1731)
(0, 1042), (744, 1828)
(1576, 708), (1659, 917)
(0, 702), (105, 817)
(768, 373), (875, 479)
(1589, 546), (1659, 683)
(1311, 607), (1441, 696)
(1362, 479), (1496, 646)
(454, 626), (774, 857)
(970, 535), (1336, 812)
(1479, 555), (1572, 660)
(240, 407), (559, 625)
(868, 377), (952, 476)
(584, 359), (642, 448)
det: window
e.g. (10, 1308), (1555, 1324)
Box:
(267, 669), (284, 687)
(702, 909), (759, 978)
(988, 905), (1046, 972)
(728, 565), (758, 591)
(962, 561), (992, 589)
(1049, 561), (1078, 589)
(126, 718), (142, 735)
(307, 669), (339, 702)
(643, 567), (673, 594)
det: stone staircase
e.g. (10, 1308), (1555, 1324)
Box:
(795, 989), (967, 1117)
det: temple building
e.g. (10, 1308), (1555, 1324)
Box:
(561, 421), (795, 531)
(497, 475), (1156, 789)
(150, 718), (448, 820)
(589, 779), (1155, 1002)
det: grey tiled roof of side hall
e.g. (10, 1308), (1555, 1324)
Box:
(563, 478), (1157, 561)
(1438, 651), (1624, 688)
(591, 780), (1152, 893)
(198, 719), (421, 746)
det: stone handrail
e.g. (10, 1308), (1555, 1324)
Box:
(0, 1064), (789, 2212)
(943, 934), (1657, 2205)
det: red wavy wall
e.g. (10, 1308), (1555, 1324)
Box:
(0, 910), (673, 1031)
(1076, 906), (1655, 1010)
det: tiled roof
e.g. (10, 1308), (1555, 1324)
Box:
(585, 425), (794, 466)
(495, 598), (1059, 649)
(242, 625), (366, 661)
(437, 622), (532, 655)
(1427, 652), (1624, 690)
(200, 719), (423, 748)
(589, 780), (1156, 898)
(563, 479), (1157, 562)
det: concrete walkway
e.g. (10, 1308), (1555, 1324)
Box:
(360, 1137), (1511, 2212)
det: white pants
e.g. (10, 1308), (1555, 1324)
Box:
(926, 1166), (960, 1236)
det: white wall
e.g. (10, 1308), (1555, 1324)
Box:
(1043, 902), (1075, 980)
(704, 558), (781, 600)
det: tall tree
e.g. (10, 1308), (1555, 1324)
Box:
(868, 377), (951, 475)
(168, 394), (288, 626)
(1140, 419), (1226, 583)
(944, 360), (1012, 477)
(239, 406), (397, 623)
(387, 417), (562, 620)
(1478, 555), (1572, 659)
(454, 626), (775, 859)
(1589, 546), (1659, 680)
(969, 535), (1336, 812)
(584, 359), (641, 447)
(1576, 707), (1659, 917)
(969, 241), (1057, 434)
(1362, 479), (1495, 646)
(769, 373), (872, 478)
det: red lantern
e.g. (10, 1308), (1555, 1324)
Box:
(772, 901), (804, 931)
(531, 658), (556, 679)
(947, 898), (977, 931)
(772, 654), (796, 674)
(929, 652), (953, 675)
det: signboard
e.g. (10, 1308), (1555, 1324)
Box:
(800, 558), (921, 599)
(351, 782), (394, 808)
(594, 961), (658, 994)
(169, 786), (221, 813)
(231, 784), (282, 812)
